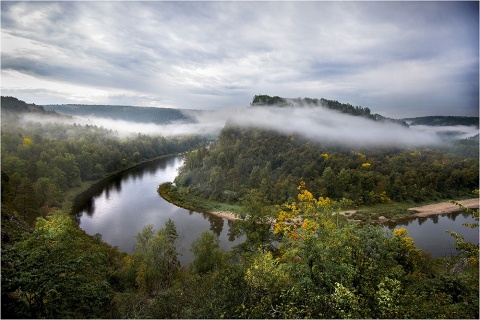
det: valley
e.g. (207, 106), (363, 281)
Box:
(1, 95), (478, 319)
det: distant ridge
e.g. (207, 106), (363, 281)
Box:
(250, 95), (479, 129)
(1, 96), (64, 117)
(251, 94), (381, 122)
(403, 116), (479, 127)
(44, 104), (194, 125)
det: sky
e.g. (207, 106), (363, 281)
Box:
(1, 1), (479, 118)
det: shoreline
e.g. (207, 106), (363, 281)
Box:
(173, 198), (479, 224)
(209, 211), (241, 221)
(159, 181), (478, 224)
(407, 198), (479, 218)
(208, 198), (479, 224)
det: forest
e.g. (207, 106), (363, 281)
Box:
(1, 96), (478, 319)
(174, 124), (478, 208)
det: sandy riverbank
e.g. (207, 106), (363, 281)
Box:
(211, 198), (479, 222)
(408, 198), (479, 218)
(209, 211), (241, 221)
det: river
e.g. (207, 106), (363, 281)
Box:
(73, 155), (478, 265)
(73, 155), (244, 266)
(383, 212), (478, 257)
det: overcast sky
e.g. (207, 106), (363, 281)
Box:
(1, 1), (478, 118)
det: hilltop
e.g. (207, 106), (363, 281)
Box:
(1, 96), (64, 117)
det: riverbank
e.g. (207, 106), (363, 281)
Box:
(158, 182), (243, 220)
(159, 182), (479, 225)
(408, 198), (479, 218)
(209, 211), (241, 221)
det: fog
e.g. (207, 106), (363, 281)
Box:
(20, 105), (477, 146)
(20, 112), (224, 138)
(226, 106), (443, 146)
(407, 124), (479, 140)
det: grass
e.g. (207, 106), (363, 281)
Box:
(158, 182), (244, 215)
(347, 202), (416, 223)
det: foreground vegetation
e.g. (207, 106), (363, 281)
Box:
(3, 185), (478, 318)
(1, 96), (478, 318)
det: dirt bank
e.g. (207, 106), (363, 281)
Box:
(183, 197), (479, 223)
(408, 198), (479, 218)
(209, 211), (241, 221)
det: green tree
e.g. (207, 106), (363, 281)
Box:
(190, 231), (227, 274)
(133, 220), (181, 294)
(14, 178), (38, 224)
(1, 213), (113, 319)
(233, 189), (275, 253)
(447, 198), (479, 266)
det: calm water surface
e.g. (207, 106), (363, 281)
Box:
(73, 155), (243, 266)
(74, 155), (478, 264)
(383, 212), (478, 257)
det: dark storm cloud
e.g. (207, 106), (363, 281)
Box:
(1, 1), (478, 117)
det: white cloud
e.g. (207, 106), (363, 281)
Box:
(1, 1), (478, 117)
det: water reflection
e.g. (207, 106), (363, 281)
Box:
(72, 155), (477, 262)
(72, 155), (243, 266)
(383, 211), (478, 257)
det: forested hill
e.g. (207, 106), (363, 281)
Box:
(175, 124), (479, 207)
(251, 94), (378, 121)
(44, 103), (194, 125)
(250, 95), (480, 129)
(404, 116), (479, 127)
(1, 96), (63, 117)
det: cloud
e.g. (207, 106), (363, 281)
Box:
(1, 1), (478, 117)
(227, 106), (442, 147)
(19, 102), (475, 147)
(409, 125), (479, 141)
(20, 109), (227, 138)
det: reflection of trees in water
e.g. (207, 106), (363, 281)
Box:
(207, 215), (224, 236)
(385, 211), (468, 230)
(73, 157), (179, 221)
(227, 220), (238, 242)
(197, 211), (239, 242)
(417, 217), (427, 226)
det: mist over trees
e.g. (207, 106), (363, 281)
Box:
(44, 103), (194, 125)
(175, 124), (478, 206)
(251, 95), (376, 120)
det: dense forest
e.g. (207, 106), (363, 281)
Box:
(174, 124), (478, 207)
(1, 96), (478, 318)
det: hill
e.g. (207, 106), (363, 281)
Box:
(251, 95), (377, 120)
(1, 96), (63, 116)
(44, 104), (194, 125)
(174, 124), (478, 207)
(404, 116), (479, 127)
